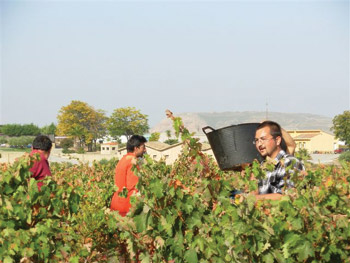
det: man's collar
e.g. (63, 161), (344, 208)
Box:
(274, 150), (287, 162)
(31, 149), (49, 160)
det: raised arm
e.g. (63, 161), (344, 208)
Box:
(281, 128), (296, 155)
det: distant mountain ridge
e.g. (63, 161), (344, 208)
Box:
(151, 111), (333, 134)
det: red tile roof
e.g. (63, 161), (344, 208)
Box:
(102, 142), (118, 145)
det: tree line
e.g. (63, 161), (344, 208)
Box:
(0, 100), (150, 151)
(2, 102), (349, 153)
(0, 123), (56, 137)
(56, 100), (149, 152)
(0, 123), (57, 148)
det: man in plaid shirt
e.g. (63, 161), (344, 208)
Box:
(253, 121), (304, 200)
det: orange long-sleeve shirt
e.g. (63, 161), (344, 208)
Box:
(110, 152), (139, 216)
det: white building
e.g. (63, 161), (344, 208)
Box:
(117, 141), (214, 165)
(101, 142), (118, 155)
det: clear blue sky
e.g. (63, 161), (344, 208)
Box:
(0, 0), (349, 127)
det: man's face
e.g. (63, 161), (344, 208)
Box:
(135, 143), (147, 158)
(255, 126), (281, 159)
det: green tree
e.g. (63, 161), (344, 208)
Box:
(339, 151), (350, 162)
(90, 110), (108, 151)
(107, 107), (149, 140)
(164, 129), (179, 145)
(164, 138), (179, 145)
(332, 111), (350, 145)
(41, 123), (57, 135)
(149, 132), (160, 141)
(0, 137), (8, 144)
(60, 138), (74, 150)
(1, 124), (22, 136)
(1, 124), (40, 136)
(295, 148), (311, 162)
(8, 136), (34, 148)
(166, 129), (171, 139)
(69, 124), (86, 149)
(56, 101), (107, 151)
(22, 124), (41, 136)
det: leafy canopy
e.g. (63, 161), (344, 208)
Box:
(0, 137), (8, 144)
(1, 111), (350, 262)
(56, 100), (107, 150)
(332, 110), (350, 145)
(60, 138), (74, 150)
(0, 123), (41, 136)
(107, 107), (149, 140)
(40, 123), (57, 135)
(164, 129), (179, 145)
(164, 138), (179, 145)
(8, 136), (34, 148)
(149, 132), (160, 141)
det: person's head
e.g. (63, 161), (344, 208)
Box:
(32, 135), (53, 156)
(255, 121), (282, 159)
(126, 135), (147, 157)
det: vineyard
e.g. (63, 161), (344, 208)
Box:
(1, 116), (350, 263)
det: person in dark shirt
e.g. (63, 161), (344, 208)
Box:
(30, 135), (52, 191)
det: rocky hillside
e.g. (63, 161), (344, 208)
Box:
(151, 111), (333, 134)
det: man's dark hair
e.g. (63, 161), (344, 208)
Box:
(126, 135), (147, 152)
(256, 121), (282, 138)
(32, 135), (52, 151)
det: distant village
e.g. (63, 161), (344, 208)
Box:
(0, 126), (344, 165)
(95, 129), (341, 165)
(0, 107), (346, 165)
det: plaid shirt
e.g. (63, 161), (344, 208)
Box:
(258, 150), (304, 195)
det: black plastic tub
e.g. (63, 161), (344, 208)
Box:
(202, 123), (263, 171)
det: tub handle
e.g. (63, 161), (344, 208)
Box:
(202, 126), (215, 135)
